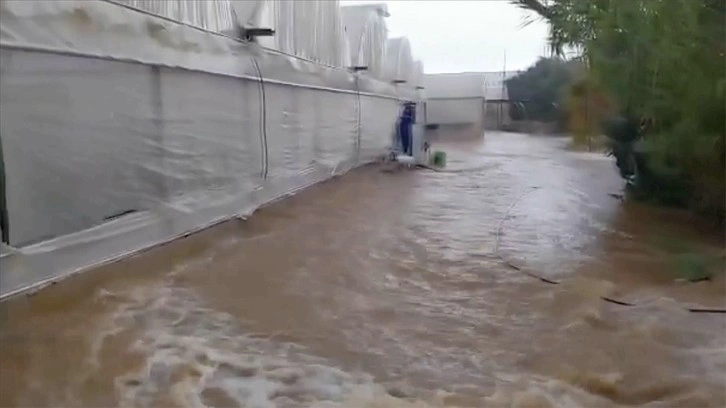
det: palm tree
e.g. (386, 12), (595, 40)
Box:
(511, 0), (598, 59)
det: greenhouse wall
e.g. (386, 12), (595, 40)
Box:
(423, 73), (486, 137)
(0, 0), (417, 299)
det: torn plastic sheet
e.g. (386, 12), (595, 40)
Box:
(0, 0), (417, 299)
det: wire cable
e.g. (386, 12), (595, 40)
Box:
(494, 187), (725, 314)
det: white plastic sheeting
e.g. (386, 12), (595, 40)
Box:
(112, 0), (351, 67)
(251, 0), (350, 68)
(0, 0), (415, 299)
(426, 99), (485, 125)
(229, 1), (266, 28)
(341, 3), (389, 77)
(481, 71), (518, 130)
(482, 71), (518, 100)
(114, 0), (237, 33)
(383, 37), (414, 82)
(424, 72), (487, 99)
(410, 60), (425, 89)
(424, 73), (487, 127)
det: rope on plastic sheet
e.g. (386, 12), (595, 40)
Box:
(354, 76), (362, 163)
(0, 126), (8, 244)
(494, 187), (726, 314)
(251, 57), (269, 179)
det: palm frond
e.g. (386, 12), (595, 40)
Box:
(510, 0), (553, 19)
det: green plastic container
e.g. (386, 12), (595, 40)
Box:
(431, 151), (447, 168)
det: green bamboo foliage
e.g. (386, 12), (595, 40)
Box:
(513, 0), (725, 223)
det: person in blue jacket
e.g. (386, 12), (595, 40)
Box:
(398, 102), (415, 155)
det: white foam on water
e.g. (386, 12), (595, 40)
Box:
(87, 283), (410, 407)
(89, 282), (621, 408)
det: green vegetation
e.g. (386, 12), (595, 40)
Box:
(653, 234), (724, 281)
(512, 0), (725, 225)
(506, 57), (579, 129)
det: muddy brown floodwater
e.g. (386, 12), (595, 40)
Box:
(1, 132), (724, 408)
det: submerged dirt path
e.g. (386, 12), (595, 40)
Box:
(1, 132), (724, 407)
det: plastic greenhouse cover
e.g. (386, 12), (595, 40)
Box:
(115, 0), (237, 34)
(250, 0), (350, 68)
(482, 71), (519, 100)
(426, 99), (485, 125)
(383, 37), (416, 83)
(0, 0), (418, 299)
(424, 73), (487, 126)
(411, 60), (425, 89)
(341, 4), (389, 78)
(0, 0), (417, 97)
(113, 0), (351, 68)
(424, 73), (487, 99)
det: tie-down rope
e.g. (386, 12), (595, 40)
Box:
(250, 57), (269, 179)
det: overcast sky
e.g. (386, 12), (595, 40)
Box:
(343, 0), (550, 73)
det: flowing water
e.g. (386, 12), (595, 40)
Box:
(1, 132), (724, 407)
